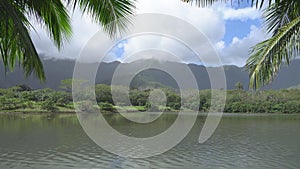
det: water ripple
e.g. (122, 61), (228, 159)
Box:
(0, 114), (300, 168)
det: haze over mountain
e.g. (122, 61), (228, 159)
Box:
(1, 58), (300, 90)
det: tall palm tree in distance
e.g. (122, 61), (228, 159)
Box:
(184, 0), (300, 89)
(0, 0), (136, 80)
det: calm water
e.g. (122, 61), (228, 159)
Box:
(0, 113), (300, 169)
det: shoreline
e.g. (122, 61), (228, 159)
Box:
(0, 110), (76, 115)
(1, 110), (299, 115)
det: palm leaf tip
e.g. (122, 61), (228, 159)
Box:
(71, 0), (136, 38)
(27, 0), (72, 49)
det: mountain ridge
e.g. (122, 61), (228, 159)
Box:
(1, 58), (300, 90)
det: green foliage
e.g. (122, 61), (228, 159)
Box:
(24, 101), (34, 109)
(76, 101), (99, 113)
(0, 96), (26, 110)
(129, 89), (150, 107)
(165, 91), (181, 110)
(41, 100), (58, 112)
(49, 91), (72, 107)
(0, 85), (72, 112)
(224, 89), (300, 113)
(2, 83), (300, 114)
(16, 84), (32, 92)
(22, 88), (54, 101)
(60, 79), (73, 92)
(182, 90), (200, 111)
(235, 82), (244, 90)
(95, 84), (113, 104)
(99, 102), (116, 112)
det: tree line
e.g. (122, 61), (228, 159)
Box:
(1, 81), (300, 113)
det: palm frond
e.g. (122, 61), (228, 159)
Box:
(68, 0), (136, 37)
(264, 0), (300, 35)
(182, 0), (223, 7)
(182, 0), (274, 8)
(251, 0), (272, 8)
(26, 0), (72, 49)
(0, 0), (45, 80)
(246, 16), (300, 89)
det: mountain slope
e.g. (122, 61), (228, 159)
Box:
(1, 59), (300, 90)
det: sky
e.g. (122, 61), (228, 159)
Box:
(30, 0), (269, 67)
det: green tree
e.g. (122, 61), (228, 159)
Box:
(165, 91), (181, 110)
(16, 84), (32, 91)
(41, 100), (59, 112)
(60, 79), (73, 92)
(49, 91), (72, 107)
(95, 84), (113, 104)
(60, 78), (88, 92)
(0, 0), (136, 80)
(129, 89), (149, 106)
(99, 102), (116, 112)
(235, 82), (244, 90)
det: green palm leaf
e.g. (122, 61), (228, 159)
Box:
(246, 16), (300, 89)
(26, 0), (72, 48)
(68, 0), (135, 37)
(182, 0), (273, 8)
(0, 0), (46, 80)
(264, 0), (300, 35)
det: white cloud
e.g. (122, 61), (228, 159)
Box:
(29, 0), (266, 67)
(114, 0), (265, 66)
(136, 0), (225, 42)
(219, 25), (269, 66)
(110, 0), (226, 64)
(30, 7), (99, 59)
(215, 41), (225, 50)
(120, 35), (198, 63)
(215, 5), (262, 21)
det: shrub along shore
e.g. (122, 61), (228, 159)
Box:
(1, 83), (300, 114)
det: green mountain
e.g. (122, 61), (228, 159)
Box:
(1, 58), (300, 90)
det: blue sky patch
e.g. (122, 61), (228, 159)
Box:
(223, 19), (261, 44)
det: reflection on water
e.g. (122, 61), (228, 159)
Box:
(0, 113), (300, 169)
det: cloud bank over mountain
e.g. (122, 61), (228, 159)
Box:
(30, 0), (268, 67)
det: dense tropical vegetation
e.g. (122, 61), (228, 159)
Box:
(1, 81), (300, 113)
